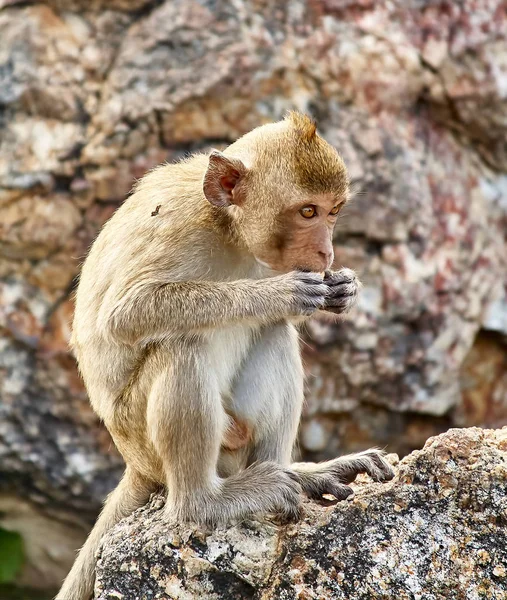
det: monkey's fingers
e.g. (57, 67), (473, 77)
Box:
(300, 296), (328, 315)
(325, 280), (358, 297)
(291, 274), (329, 315)
(326, 278), (357, 292)
(323, 293), (357, 315)
(324, 270), (359, 308)
(326, 289), (357, 304)
(294, 271), (325, 284)
(324, 267), (357, 285)
(303, 284), (330, 297)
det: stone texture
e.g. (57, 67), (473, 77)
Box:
(94, 427), (507, 600)
(0, 0), (506, 591)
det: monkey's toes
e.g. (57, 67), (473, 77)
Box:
(300, 474), (354, 503)
(269, 484), (303, 525)
(274, 502), (303, 525)
(376, 460), (395, 482)
(362, 450), (395, 482)
(320, 482), (354, 503)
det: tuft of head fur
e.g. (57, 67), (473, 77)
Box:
(285, 111), (317, 142)
(284, 111), (348, 196)
(226, 111), (349, 200)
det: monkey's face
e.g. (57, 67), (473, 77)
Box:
(203, 114), (350, 273)
(245, 192), (346, 274)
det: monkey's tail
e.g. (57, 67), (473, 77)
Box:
(55, 468), (153, 600)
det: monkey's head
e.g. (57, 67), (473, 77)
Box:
(203, 112), (349, 273)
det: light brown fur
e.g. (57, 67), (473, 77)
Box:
(57, 113), (394, 600)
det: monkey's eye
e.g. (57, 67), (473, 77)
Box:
(300, 205), (316, 219)
(330, 204), (341, 215)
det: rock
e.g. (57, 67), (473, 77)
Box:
(94, 427), (507, 600)
(458, 332), (507, 429)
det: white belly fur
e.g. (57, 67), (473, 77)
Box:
(205, 324), (257, 397)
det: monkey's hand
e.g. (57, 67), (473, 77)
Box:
(275, 271), (329, 316)
(321, 268), (361, 314)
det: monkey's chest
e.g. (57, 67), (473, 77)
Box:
(205, 325), (257, 395)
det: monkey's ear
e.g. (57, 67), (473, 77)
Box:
(203, 150), (247, 207)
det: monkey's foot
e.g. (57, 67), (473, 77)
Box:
(291, 449), (395, 502)
(292, 471), (355, 502)
(167, 462), (303, 527)
(329, 449), (395, 484)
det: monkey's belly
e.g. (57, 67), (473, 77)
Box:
(205, 324), (257, 396)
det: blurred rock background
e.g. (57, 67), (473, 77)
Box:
(0, 0), (505, 596)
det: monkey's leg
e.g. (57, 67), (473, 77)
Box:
(147, 343), (302, 526)
(56, 469), (153, 600)
(233, 324), (394, 503)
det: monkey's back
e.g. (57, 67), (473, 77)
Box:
(70, 157), (257, 479)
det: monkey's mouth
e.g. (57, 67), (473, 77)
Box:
(293, 265), (312, 273)
(293, 265), (326, 275)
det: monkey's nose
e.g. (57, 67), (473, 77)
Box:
(318, 251), (333, 269)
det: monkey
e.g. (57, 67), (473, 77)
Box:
(57, 112), (394, 600)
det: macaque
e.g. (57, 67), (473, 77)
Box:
(57, 112), (394, 600)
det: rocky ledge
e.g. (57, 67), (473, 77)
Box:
(94, 428), (507, 600)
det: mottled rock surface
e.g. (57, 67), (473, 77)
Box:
(94, 428), (507, 600)
(1, 0), (507, 590)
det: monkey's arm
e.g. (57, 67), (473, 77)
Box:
(102, 272), (327, 344)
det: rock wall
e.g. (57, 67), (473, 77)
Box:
(0, 0), (506, 592)
(94, 428), (507, 600)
